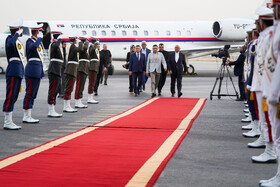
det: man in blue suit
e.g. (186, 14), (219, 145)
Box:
(226, 46), (246, 101)
(140, 41), (151, 91)
(129, 45), (146, 96)
(23, 24), (44, 124)
(2, 19), (25, 130)
(168, 45), (188, 98)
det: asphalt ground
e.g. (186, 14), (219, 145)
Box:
(0, 62), (276, 187)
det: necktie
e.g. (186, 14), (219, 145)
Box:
(137, 53), (139, 60)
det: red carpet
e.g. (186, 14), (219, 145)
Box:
(0, 98), (206, 187)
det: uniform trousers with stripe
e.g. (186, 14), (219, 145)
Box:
(23, 76), (41, 110)
(88, 70), (98, 94)
(268, 102), (280, 157)
(247, 91), (258, 121)
(48, 73), (61, 105)
(2, 76), (22, 112)
(256, 91), (273, 143)
(64, 74), (76, 100)
(75, 72), (87, 100)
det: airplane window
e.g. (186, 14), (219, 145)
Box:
(144, 30), (148, 36)
(166, 31), (171, 36)
(92, 30), (97, 36)
(176, 30), (181, 36)
(122, 31), (127, 36)
(102, 31), (106, 36)
(82, 31), (87, 35)
(186, 30), (191, 36)
(154, 30), (159, 36)
(111, 30), (116, 36)
(133, 30), (137, 36)
(22, 27), (30, 36)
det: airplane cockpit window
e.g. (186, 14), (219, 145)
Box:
(133, 30), (137, 36)
(22, 27), (30, 36)
(92, 31), (97, 36)
(154, 30), (159, 36)
(176, 30), (181, 36)
(111, 30), (116, 36)
(82, 31), (87, 35)
(122, 31), (127, 36)
(102, 31), (106, 36)
(144, 31), (148, 36)
(166, 31), (171, 36)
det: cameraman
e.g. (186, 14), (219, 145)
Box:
(226, 46), (246, 101)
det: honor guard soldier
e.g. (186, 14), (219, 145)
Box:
(22, 24), (44, 124)
(2, 19), (25, 130)
(74, 36), (90, 108)
(260, 0), (280, 186)
(250, 11), (276, 164)
(87, 37), (100, 104)
(47, 30), (63, 118)
(63, 36), (83, 112)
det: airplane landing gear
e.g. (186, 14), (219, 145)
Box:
(187, 64), (195, 75)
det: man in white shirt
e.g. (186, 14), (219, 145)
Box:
(146, 45), (167, 98)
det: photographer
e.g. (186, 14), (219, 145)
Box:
(226, 46), (246, 101)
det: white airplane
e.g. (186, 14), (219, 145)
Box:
(0, 0), (270, 74)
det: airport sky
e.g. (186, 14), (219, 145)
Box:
(0, 0), (264, 32)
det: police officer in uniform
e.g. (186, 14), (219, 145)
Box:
(2, 19), (25, 130)
(87, 37), (100, 104)
(260, 1), (280, 186)
(22, 24), (44, 124)
(63, 36), (83, 112)
(47, 30), (63, 118)
(74, 36), (89, 108)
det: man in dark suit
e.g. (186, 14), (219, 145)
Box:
(129, 45), (146, 96)
(168, 45), (187, 98)
(226, 46), (246, 101)
(140, 41), (151, 91)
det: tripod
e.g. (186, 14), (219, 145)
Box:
(210, 57), (239, 100)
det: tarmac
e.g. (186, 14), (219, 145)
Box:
(0, 60), (276, 187)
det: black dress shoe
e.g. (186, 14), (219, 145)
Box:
(171, 94), (175, 97)
(151, 93), (156, 98)
(135, 93), (138, 97)
(178, 92), (183, 98)
(94, 93), (98, 96)
(158, 93), (161, 96)
(236, 98), (245, 101)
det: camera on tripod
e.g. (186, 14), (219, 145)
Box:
(211, 45), (230, 63)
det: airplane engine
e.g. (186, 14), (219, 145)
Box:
(212, 18), (255, 41)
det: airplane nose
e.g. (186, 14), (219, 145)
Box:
(0, 34), (7, 57)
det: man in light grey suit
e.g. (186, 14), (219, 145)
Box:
(146, 44), (167, 98)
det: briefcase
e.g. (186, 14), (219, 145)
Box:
(108, 65), (114, 75)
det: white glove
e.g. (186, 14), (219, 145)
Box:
(268, 94), (279, 105)
(246, 85), (251, 91)
(57, 34), (63, 40)
(16, 28), (23, 36)
(37, 31), (43, 38)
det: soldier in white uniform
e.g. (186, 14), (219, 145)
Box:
(260, 0), (280, 186)
(250, 11), (276, 163)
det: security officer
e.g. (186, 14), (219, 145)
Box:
(63, 36), (83, 112)
(158, 43), (170, 96)
(74, 36), (89, 108)
(250, 12), (276, 164)
(2, 19), (25, 130)
(260, 1), (280, 186)
(47, 30), (63, 118)
(87, 37), (100, 104)
(22, 24), (44, 124)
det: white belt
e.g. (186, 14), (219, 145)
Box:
(51, 58), (63, 63)
(9, 57), (20, 62)
(79, 59), (89, 62)
(90, 59), (98, 62)
(68, 61), (78, 64)
(29, 58), (41, 62)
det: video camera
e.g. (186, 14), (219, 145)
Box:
(211, 45), (230, 59)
